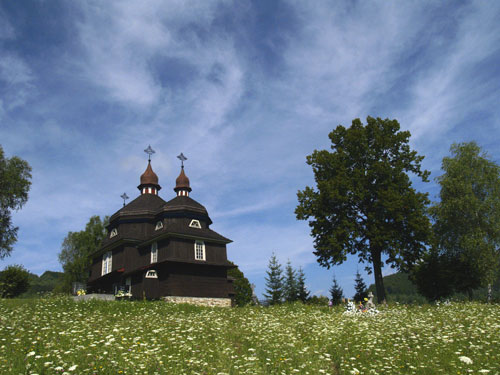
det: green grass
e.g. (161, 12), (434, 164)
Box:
(1, 296), (499, 374)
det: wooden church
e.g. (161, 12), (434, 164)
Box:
(87, 148), (236, 306)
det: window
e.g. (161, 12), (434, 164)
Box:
(145, 270), (158, 278)
(189, 219), (201, 229)
(155, 221), (163, 230)
(194, 240), (205, 260)
(101, 251), (112, 275)
(150, 242), (158, 263)
(109, 228), (118, 238)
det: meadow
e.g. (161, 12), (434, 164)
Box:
(0, 296), (498, 375)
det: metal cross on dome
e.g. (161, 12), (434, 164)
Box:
(177, 152), (187, 168)
(120, 192), (129, 207)
(144, 145), (155, 162)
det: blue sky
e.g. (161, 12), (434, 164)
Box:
(1, 1), (499, 299)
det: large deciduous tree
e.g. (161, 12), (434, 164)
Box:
(429, 142), (500, 299)
(58, 215), (108, 292)
(296, 117), (431, 302)
(0, 145), (32, 259)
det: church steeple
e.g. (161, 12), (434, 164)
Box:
(138, 145), (161, 195)
(174, 153), (192, 197)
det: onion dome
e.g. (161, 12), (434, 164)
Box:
(138, 161), (161, 195)
(174, 167), (192, 196)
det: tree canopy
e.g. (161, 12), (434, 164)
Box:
(296, 117), (431, 302)
(227, 264), (253, 306)
(58, 215), (108, 292)
(425, 142), (500, 298)
(0, 264), (30, 298)
(0, 145), (32, 259)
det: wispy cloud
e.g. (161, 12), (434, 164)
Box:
(1, 1), (499, 298)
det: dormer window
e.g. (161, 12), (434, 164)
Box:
(194, 240), (205, 261)
(155, 221), (163, 230)
(151, 242), (158, 263)
(109, 228), (118, 238)
(145, 270), (158, 278)
(189, 219), (201, 229)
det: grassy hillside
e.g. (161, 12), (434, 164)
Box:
(0, 297), (498, 374)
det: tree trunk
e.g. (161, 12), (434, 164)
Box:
(372, 250), (386, 303)
(487, 283), (492, 303)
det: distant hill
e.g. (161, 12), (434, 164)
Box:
(21, 271), (64, 297)
(367, 272), (425, 303)
(368, 271), (500, 303)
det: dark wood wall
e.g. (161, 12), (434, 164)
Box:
(89, 246), (124, 281)
(164, 238), (227, 263)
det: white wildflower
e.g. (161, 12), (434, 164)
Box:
(459, 356), (473, 365)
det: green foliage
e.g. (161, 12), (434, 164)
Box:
(58, 216), (108, 292)
(0, 264), (30, 298)
(412, 250), (456, 301)
(227, 265), (253, 307)
(21, 271), (64, 297)
(283, 260), (298, 302)
(329, 275), (343, 305)
(353, 270), (368, 302)
(306, 295), (329, 305)
(296, 267), (310, 302)
(264, 253), (284, 305)
(0, 145), (32, 259)
(296, 117), (431, 302)
(369, 271), (500, 303)
(428, 142), (500, 298)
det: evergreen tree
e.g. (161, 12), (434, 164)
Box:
(283, 260), (298, 302)
(353, 270), (368, 302)
(297, 267), (310, 302)
(264, 253), (284, 305)
(329, 275), (343, 305)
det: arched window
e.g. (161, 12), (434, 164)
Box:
(151, 242), (158, 263)
(155, 221), (163, 230)
(109, 228), (118, 238)
(194, 240), (205, 261)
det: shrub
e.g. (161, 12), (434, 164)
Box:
(0, 264), (30, 298)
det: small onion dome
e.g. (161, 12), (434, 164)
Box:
(174, 167), (192, 196)
(137, 161), (161, 195)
